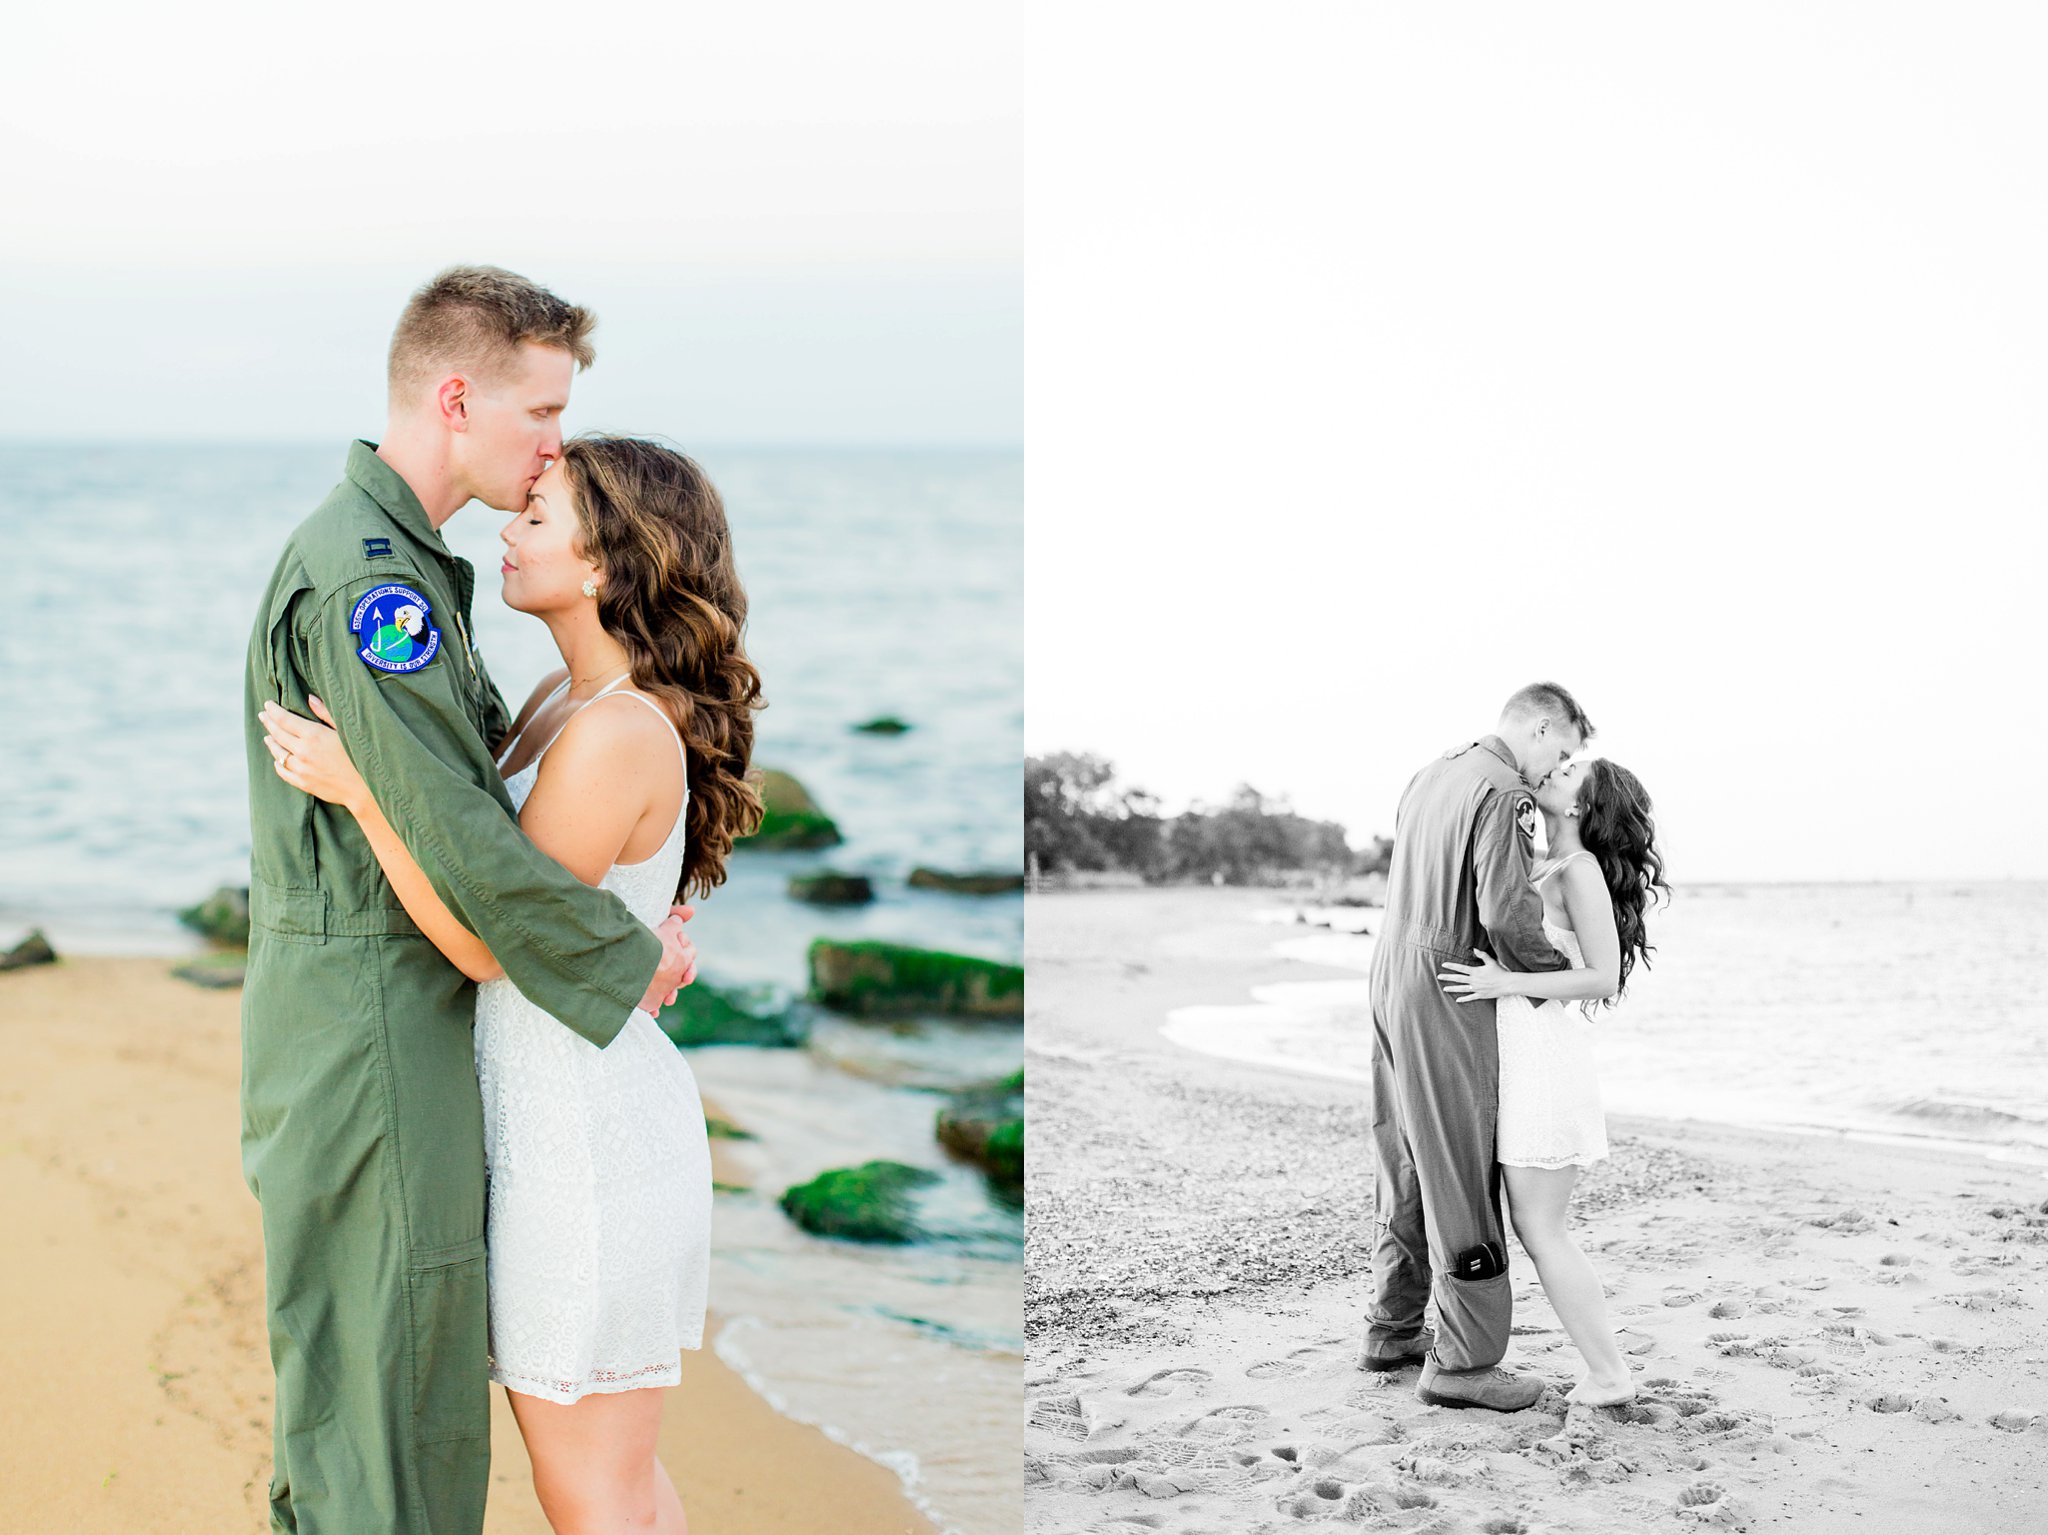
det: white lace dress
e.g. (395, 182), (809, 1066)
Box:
(474, 678), (713, 1403)
(1495, 853), (1610, 1171)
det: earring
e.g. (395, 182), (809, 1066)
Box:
(581, 580), (598, 599)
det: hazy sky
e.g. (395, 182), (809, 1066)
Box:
(1026, 4), (2048, 881)
(4, 4), (1018, 443)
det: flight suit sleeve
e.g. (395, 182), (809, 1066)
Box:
(302, 578), (662, 1049)
(1473, 789), (1569, 976)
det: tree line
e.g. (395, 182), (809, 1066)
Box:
(1026, 752), (1392, 886)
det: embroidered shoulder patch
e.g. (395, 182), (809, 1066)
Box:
(362, 537), (393, 559)
(1515, 797), (1539, 843)
(350, 583), (442, 674)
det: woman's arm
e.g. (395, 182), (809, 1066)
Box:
(1438, 860), (1622, 1004)
(260, 696), (504, 982)
(350, 793), (505, 981)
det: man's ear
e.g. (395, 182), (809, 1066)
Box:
(436, 374), (471, 431)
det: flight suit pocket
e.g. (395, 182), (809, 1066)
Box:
(407, 1242), (489, 1444)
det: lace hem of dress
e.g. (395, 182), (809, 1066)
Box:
(490, 1354), (692, 1405)
(1498, 1151), (1608, 1170)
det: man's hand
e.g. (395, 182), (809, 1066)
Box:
(636, 903), (699, 1014)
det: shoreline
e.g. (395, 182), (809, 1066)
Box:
(1026, 886), (2048, 1533)
(0, 954), (936, 1535)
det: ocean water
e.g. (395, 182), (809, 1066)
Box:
(0, 440), (1021, 1534)
(1163, 882), (2048, 1171)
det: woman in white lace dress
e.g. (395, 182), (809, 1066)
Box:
(262, 437), (763, 1534)
(1437, 756), (1669, 1406)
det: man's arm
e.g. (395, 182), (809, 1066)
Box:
(301, 578), (663, 1048)
(1473, 789), (1569, 975)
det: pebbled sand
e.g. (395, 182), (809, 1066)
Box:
(1026, 887), (2048, 1534)
(0, 956), (931, 1535)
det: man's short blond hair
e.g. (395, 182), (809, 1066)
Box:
(386, 265), (596, 402)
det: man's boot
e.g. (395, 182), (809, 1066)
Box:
(1415, 1357), (1544, 1412)
(1356, 1325), (1435, 1372)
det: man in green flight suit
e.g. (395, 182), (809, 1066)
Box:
(1358, 683), (1586, 1411)
(240, 267), (698, 1534)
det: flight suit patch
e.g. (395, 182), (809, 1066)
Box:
(350, 583), (442, 674)
(363, 537), (394, 559)
(1515, 797), (1538, 844)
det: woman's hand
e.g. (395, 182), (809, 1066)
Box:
(1438, 948), (1518, 1003)
(261, 696), (370, 815)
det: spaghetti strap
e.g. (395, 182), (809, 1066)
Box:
(1535, 850), (1597, 882)
(584, 687), (690, 777)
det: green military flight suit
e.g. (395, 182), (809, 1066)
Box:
(1365, 736), (1569, 1372)
(240, 441), (664, 1534)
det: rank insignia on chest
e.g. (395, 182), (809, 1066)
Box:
(362, 537), (394, 559)
(1515, 799), (1538, 843)
(350, 582), (442, 674)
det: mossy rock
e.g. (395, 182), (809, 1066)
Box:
(178, 886), (250, 947)
(852, 716), (912, 735)
(907, 867), (1025, 896)
(984, 1119), (1023, 1186)
(741, 769), (843, 851)
(0, 928), (57, 972)
(656, 980), (808, 1048)
(807, 940), (1023, 1020)
(779, 1160), (941, 1243)
(936, 1074), (1025, 1188)
(787, 870), (876, 906)
(172, 953), (246, 990)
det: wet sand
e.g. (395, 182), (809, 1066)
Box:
(1026, 886), (2048, 1533)
(0, 956), (932, 1535)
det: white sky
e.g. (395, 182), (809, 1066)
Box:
(4, 3), (1018, 442)
(1025, 4), (2048, 882)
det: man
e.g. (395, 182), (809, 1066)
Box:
(240, 266), (697, 1534)
(1357, 682), (1590, 1410)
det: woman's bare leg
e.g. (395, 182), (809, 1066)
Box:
(1502, 1164), (1635, 1404)
(507, 1384), (688, 1534)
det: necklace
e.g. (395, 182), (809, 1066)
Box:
(567, 663), (633, 697)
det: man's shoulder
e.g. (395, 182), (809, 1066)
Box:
(285, 480), (426, 603)
(1413, 744), (1520, 808)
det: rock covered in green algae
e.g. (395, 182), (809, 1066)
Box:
(740, 769), (843, 851)
(852, 716), (912, 735)
(936, 1071), (1025, 1187)
(0, 929), (57, 972)
(907, 867), (1025, 896)
(172, 954), (246, 990)
(807, 940), (1023, 1020)
(656, 980), (809, 1048)
(178, 886), (250, 947)
(786, 870), (876, 906)
(779, 1160), (942, 1243)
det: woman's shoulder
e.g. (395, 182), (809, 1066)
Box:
(536, 689), (684, 790)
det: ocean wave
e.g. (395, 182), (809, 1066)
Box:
(1884, 1097), (2048, 1134)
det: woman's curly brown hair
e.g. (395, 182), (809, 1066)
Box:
(1573, 758), (1671, 1004)
(560, 435), (764, 898)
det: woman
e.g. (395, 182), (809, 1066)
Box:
(261, 435), (763, 1534)
(1437, 756), (1668, 1407)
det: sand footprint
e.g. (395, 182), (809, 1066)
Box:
(1030, 1393), (1092, 1439)
(1124, 1367), (1212, 1399)
(1177, 1404), (1267, 1440)
(1663, 1286), (1704, 1308)
(1615, 1327), (1658, 1355)
(1989, 1409), (2039, 1432)
(1245, 1347), (1322, 1380)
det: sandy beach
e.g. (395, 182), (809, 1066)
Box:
(0, 956), (933, 1535)
(1025, 887), (2048, 1533)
